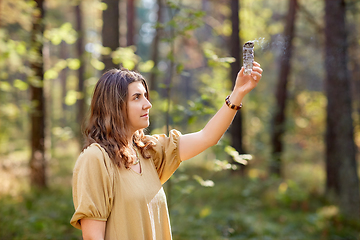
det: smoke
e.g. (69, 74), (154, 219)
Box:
(245, 36), (288, 56)
(248, 37), (267, 48)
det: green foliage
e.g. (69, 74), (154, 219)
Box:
(112, 46), (139, 69)
(1, 0), (360, 238)
(0, 188), (81, 240)
(225, 145), (253, 165)
(90, 58), (105, 71)
(138, 60), (155, 72)
(44, 22), (77, 45)
(203, 46), (236, 68)
(162, 1), (206, 40)
(239, 0), (288, 41)
(2, 150), (358, 240)
(169, 169), (360, 240)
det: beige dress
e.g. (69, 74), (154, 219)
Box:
(70, 130), (182, 240)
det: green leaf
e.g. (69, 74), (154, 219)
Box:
(166, 0), (180, 10)
(123, 59), (135, 70)
(16, 42), (27, 55)
(193, 175), (214, 187)
(167, 51), (174, 62)
(67, 58), (81, 70)
(54, 59), (68, 71)
(2, 103), (19, 119)
(28, 77), (43, 88)
(111, 46), (139, 66)
(50, 35), (62, 45)
(153, 22), (164, 30)
(13, 79), (28, 91)
(224, 146), (252, 165)
(100, 2), (107, 10)
(90, 58), (105, 71)
(199, 206), (212, 218)
(101, 47), (112, 55)
(138, 60), (154, 72)
(65, 90), (78, 106)
(176, 63), (184, 74)
(168, 19), (177, 28)
(219, 57), (236, 63)
(158, 83), (167, 89)
(0, 81), (12, 91)
(194, 10), (206, 18)
(44, 69), (58, 80)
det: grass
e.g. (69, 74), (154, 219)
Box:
(169, 171), (360, 240)
(0, 188), (81, 240)
(0, 142), (359, 240)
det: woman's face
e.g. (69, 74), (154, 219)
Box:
(126, 81), (152, 133)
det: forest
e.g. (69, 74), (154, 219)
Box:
(0, 0), (360, 239)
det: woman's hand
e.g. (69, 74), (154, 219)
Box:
(178, 61), (263, 161)
(234, 61), (263, 94)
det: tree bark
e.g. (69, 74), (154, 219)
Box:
(29, 0), (46, 188)
(324, 0), (360, 219)
(75, 2), (86, 147)
(102, 0), (120, 72)
(60, 41), (68, 127)
(147, 0), (163, 133)
(0, 0), (2, 28)
(127, 0), (136, 46)
(270, 0), (297, 177)
(228, 0), (244, 170)
(148, 0), (163, 92)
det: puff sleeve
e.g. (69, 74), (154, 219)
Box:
(149, 129), (182, 184)
(70, 143), (115, 229)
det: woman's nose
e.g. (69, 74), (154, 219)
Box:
(144, 98), (152, 109)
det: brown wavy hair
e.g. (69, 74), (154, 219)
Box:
(83, 68), (153, 169)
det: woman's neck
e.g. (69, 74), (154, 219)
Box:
(127, 131), (136, 145)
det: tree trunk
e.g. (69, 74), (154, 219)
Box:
(228, 0), (243, 160)
(148, 0), (163, 133)
(60, 41), (68, 127)
(0, 0), (2, 28)
(29, 0), (46, 188)
(348, 10), (360, 142)
(149, 0), (163, 92)
(102, 0), (120, 72)
(324, 0), (360, 219)
(270, 0), (297, 177)
(127, 0), (136, 46)
(75, 2), (86, 148)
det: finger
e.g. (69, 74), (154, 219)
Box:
(251, 71), (262, 81)
(237, 67), (244, 77)
(253, 61), (261, 67)
(252, 66), (263, 74)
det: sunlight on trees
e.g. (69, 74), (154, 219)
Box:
(0, 0), (359, 239)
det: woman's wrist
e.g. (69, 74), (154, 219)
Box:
(225, 95), (242, 110)
(228, 88), (246, 106)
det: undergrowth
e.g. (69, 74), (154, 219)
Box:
(169, 169), (360, 240)
(0, 147), (359, 240)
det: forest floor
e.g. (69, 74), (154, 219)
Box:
(0, 142), (359, 240)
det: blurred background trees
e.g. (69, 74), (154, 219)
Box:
(324, 0), (359, 220)
(270, 0), (297, 177)
(29, 0), (46, 188)
(0, 0), (359, 239)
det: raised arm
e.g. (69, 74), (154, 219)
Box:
(179, 62), (263, 161)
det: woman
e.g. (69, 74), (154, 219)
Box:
(70, 63), (263, 240)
